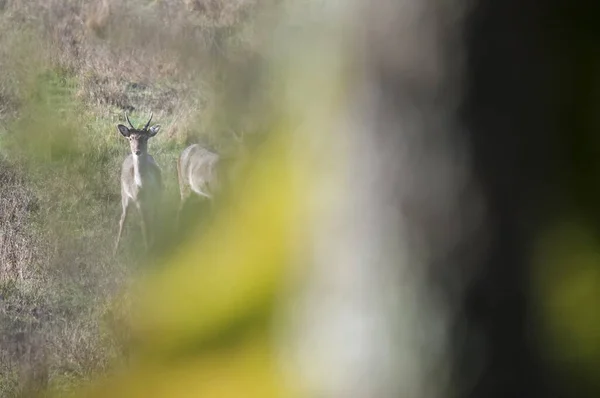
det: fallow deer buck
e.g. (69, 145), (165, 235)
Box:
(113, 112), (162, 255)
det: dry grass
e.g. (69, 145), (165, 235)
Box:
(0, 0), (275, 395)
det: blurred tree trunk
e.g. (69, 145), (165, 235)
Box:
(281, 0), (600, 397)
(281, 1), (474, 397)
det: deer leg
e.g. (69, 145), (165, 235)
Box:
(135, 202), (150, 251)
(114, 199), (129, 256)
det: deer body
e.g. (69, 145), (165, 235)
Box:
(176, 144), (220, 224)
(114, 113), (162, 255)
(178, 144), (220, 199)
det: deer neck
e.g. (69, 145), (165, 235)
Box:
(133, 153), (151, 187)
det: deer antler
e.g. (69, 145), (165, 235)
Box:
(125, 112), (136, 129)
(144, 112), (153, 131)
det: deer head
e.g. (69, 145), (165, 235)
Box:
(118, 112), (161, 156)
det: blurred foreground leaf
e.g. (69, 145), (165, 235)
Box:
(68, 129), (308, 398)
(532, 220), (600, 389)
(75, 335), (289, 398)
(133, 131), (304, 355)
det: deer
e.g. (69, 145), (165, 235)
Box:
(176, 130), (251, 227)
(176, 143), (220, 226)
(113, 112), (162, 255)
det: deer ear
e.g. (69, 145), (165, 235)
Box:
(148, 124), (161, 137)
(118, 124), (130, 137)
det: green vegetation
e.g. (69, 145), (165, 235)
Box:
(0, 1), (273, 396)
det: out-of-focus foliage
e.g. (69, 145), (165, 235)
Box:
(532, 220), (600, 391)
(69, 131), (307, 398)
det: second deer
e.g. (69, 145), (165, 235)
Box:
(114, 112), (162, 255)
(176, 144), (220, 224)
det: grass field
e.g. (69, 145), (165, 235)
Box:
(0, 0), (272, 395)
